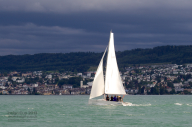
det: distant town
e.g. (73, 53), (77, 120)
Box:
(0, 63), (192, 95)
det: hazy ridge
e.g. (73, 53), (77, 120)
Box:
(1, 45), (192, 72)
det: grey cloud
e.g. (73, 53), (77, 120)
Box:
(0, 23), (86, 35)
(1, 21), (192, 55)
(0, 0), (192, 55)
(0, 23), (109, 55)
(1, 0), (192, 13)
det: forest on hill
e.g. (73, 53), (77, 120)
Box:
(1, 45), (192, 72)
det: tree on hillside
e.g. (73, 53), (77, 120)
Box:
(167, 82), (174, 88)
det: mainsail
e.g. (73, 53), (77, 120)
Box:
(105, 32), (126, 95)
(89, 47), (107, 99)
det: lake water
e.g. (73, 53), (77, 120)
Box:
(0, 95), (192, 127)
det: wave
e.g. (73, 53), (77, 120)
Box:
(123, 102), (151, 106)
(28, 108), (34, 109)
(174, 103), (182, 106)
(186, 104), (192, 106)
(1, 115), (9, 117)
(174, 103), (192, 106)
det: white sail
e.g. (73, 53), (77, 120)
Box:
(89, 47), (107, 99)
(105, 32), (126, 95)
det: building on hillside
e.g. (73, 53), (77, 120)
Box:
(173, 83), (184, 93)
(87, 82), (93, 86)
(59, 89), (70, 95)
(87, 73), (91, 77)
(126, 89), (138, 94)
(184, 89), (192, 93)
(71, 88), (80, 95)
(63, 85), (73, 89)
(80, 81), (89, 88)
(86, 86), (92, 95)
(0, 85), (6, 89)
(166, 86), (173, 93)
(16, 78), (25, 83)
(2, 90), (8, 94)
(173, 83), (183, 88)
(22, 73), (32, 77)
(12, 77), (19, 81)
(32, 83), (38, 87)
(46, 74), (52, 79)
(46, 84), (56, 90)
(59, 75), (68, 79)
(77, 73), (82, 76)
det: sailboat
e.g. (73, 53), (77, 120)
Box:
(88, 31), (132, 106)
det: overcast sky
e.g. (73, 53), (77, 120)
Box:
(0, 0), (192, 55)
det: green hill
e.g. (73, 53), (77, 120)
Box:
(1, 45), (192, 72)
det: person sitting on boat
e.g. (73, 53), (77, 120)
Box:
(117, 96), (121, 102)
(117, 96), (120, 102)
(113, 95), (117, 101)
(110, 96), (113, 101)
(106, 95), (109, 101)
(119, 96), (122, 102)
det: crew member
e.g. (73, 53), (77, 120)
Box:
(106, 95), (109, 101)
(110, 96), (113, 101)
(113, 95), (117, 101)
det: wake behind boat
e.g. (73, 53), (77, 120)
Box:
(88, 31), (132, 106)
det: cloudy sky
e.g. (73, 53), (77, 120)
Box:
(0, 0), (192, 55)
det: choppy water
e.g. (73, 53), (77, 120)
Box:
(0, 95), (192, 127)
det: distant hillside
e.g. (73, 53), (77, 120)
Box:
(1, 45), (192, 72)
(117, 45), (192, 67)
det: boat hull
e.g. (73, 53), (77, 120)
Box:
(88, 99), (131, 106)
